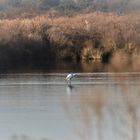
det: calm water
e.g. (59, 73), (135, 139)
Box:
(0, 72), (140, 140)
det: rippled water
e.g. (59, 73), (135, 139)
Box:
(0, 73), (140, 140)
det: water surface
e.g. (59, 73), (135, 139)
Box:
(0, 72), (140, 140)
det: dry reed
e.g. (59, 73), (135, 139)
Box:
(0, 11), (140, 69)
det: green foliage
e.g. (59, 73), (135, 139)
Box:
(58, 0), (77, 12)
(58, 0), (94, 11)
(0, 0), (140, 13)
(8, 0), (22, 6)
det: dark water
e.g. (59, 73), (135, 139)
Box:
(0, 61), (106, 74)
(0, 72), (140, 140)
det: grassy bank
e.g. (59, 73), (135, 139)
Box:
(0, 11), (140, 69)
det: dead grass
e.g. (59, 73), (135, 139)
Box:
(0, 11), (140, 68)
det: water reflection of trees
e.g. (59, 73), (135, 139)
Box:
(120, 84), (139, 140)
(65, 80), (140, 140)
(64, 86), (106, 140)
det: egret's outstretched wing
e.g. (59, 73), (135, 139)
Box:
(66, 74), (72, 80)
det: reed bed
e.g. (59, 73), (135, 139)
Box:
(0, 11), (140, 69)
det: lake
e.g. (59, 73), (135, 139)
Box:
(0, 72), (140, 140)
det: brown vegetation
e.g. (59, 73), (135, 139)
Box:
(0, 11), (140, 69)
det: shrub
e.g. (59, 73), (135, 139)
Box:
(0, 12), (140, 68)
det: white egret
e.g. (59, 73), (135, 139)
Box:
(66, 73), (78, 85)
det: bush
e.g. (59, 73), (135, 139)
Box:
(0, 12), (140, 68)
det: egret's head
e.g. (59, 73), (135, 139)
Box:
(73, 73), (78, 77)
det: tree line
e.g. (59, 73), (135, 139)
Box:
(0, 0), (140, 14)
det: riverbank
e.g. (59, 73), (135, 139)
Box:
(0, 11), (140, 70)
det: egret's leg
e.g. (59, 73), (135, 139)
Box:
(67, 80), (71, 86)
(66, 80), (70, 85)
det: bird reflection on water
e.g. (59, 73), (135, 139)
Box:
(66, 84), (75, 95)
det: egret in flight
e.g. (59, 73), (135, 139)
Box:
(66, 73), (78, 85)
